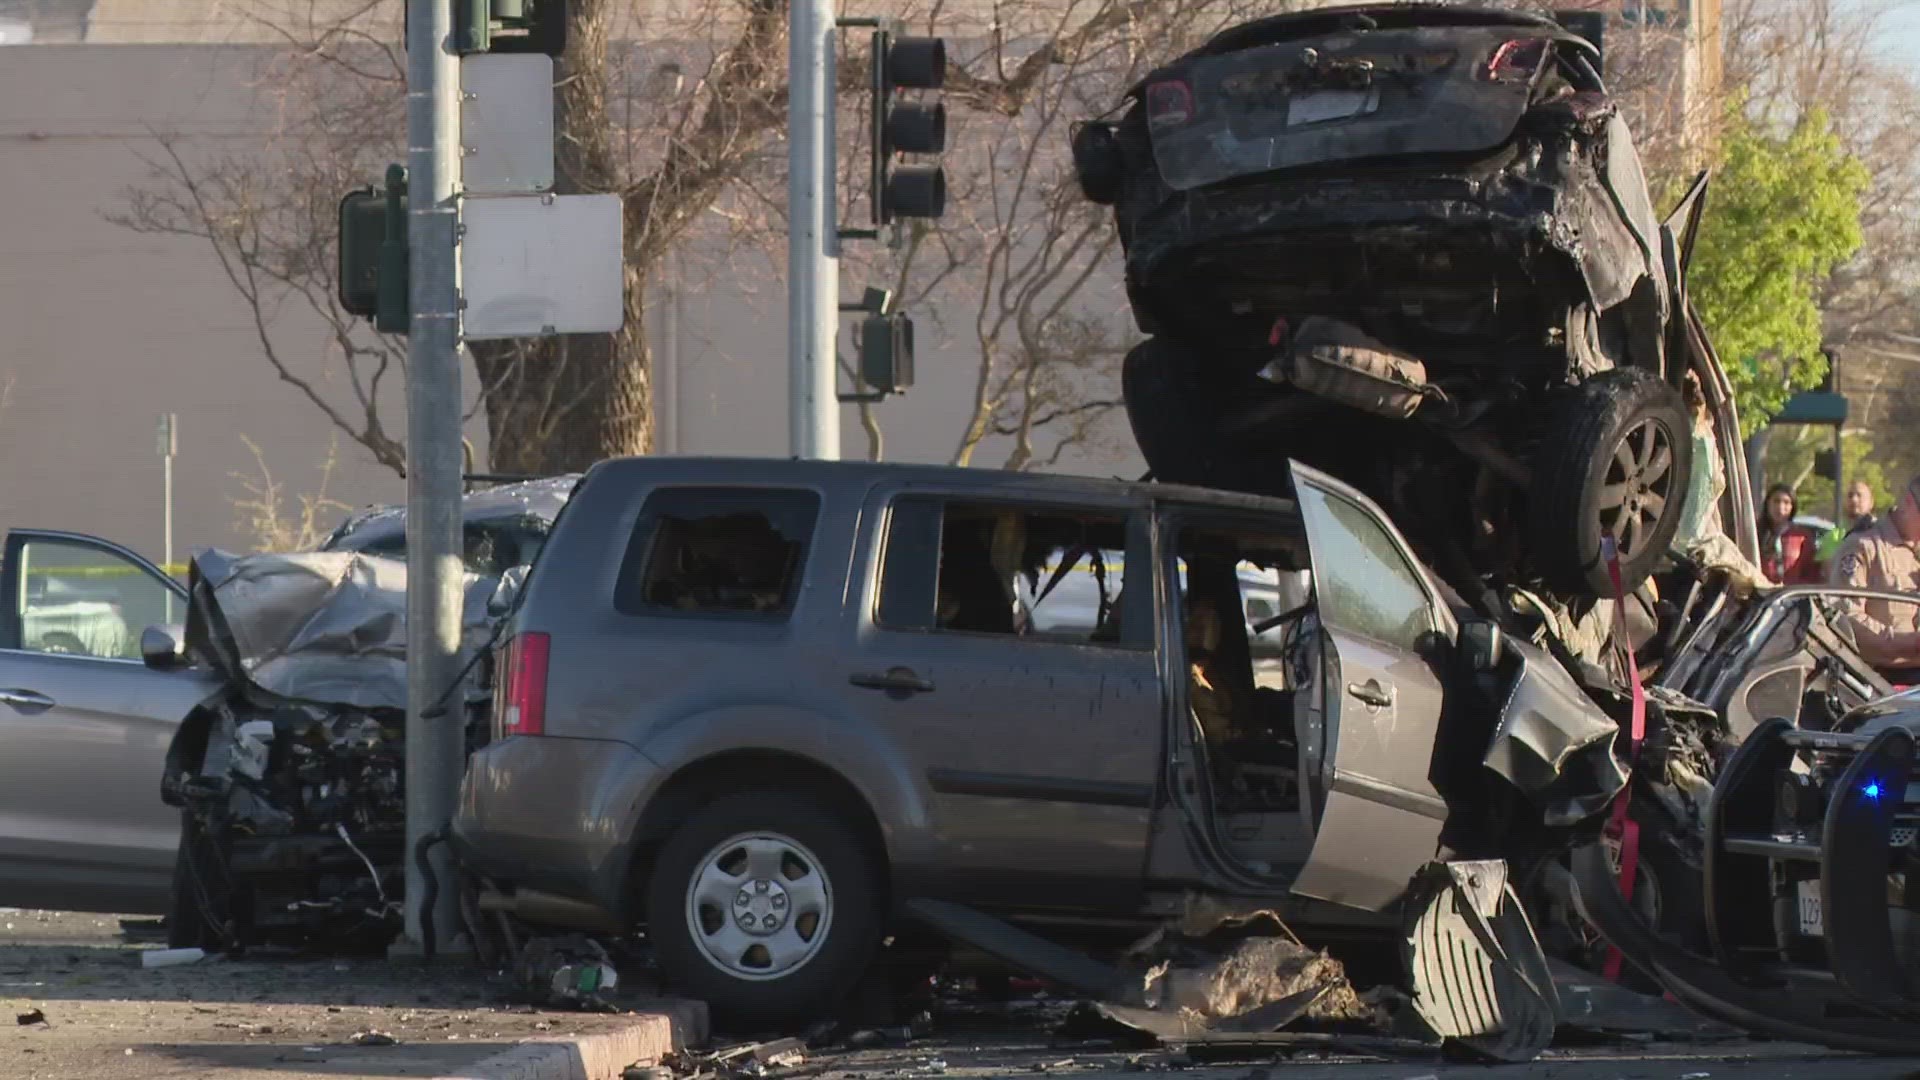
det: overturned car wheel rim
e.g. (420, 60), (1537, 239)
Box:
(685, 832), (834, 982)
(1597, 417), (1675, 563)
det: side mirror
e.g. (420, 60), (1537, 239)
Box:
(1070, 121), (1124, 206)
(1461, 619), (1506, 674)
(141, 626), (185, 671)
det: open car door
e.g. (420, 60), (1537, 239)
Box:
(1285, 461), (1457, 912)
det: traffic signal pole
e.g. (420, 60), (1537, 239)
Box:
(401, 0), (467, 955)
(788, 0), (841, 461)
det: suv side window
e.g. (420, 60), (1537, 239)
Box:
(615, 487), (820, 619)
(1295, 485), (1434, 650)
(878, 497), (1138, 647)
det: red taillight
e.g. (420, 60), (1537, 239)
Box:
(1145, 80), (1194, 129)
(497, 632), (549, 737)
(1486, 38), (1548, 83)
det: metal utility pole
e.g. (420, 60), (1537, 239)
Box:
(401, 0), (466, 956)
(788, 0), (841, 460)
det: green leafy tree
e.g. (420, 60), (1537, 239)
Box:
(1684, 106), (1867, 433)
(1764, 428), (1892, 522)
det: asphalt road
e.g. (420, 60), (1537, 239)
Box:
(5, 908), (1920, 1079)
(0, 908), (671, 1080)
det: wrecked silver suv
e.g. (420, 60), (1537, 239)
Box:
(452, 455), (1634, 1049)
(1071, 4), (1744, 605)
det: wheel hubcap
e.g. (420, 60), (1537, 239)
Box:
(686, 832), (832, 981)
(1597, 417), (1676, 560)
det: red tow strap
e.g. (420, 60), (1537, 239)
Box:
(1600, 536), (1647, 983)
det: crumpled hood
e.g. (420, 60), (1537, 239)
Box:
(1482, 635), (1629, 827)
(184, 550), (497, 712)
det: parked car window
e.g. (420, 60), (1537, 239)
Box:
(616, 488), (820, 619)
(1295, 486), (1434, 650)
(14, 539), (175, 660)
(879, 498), (1132, 646)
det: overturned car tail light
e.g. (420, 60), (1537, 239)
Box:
(1485, 38), (1548, 84)
(497, 632), (549, 738)
(1145, 79), (1194, 129)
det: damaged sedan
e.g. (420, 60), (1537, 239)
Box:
(155, 475), (578, 952)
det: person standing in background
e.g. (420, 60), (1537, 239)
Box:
(1758, 484), (1821, 585)
(1818, 480), (1878, 565)
(1828, 476), (1920, 686)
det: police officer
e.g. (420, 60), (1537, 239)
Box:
(1829, 476), (1920, 684)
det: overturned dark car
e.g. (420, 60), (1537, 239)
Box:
(1071, 4), (1745, 605)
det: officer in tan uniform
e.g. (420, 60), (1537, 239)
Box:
(1828, 476), (1920, 684)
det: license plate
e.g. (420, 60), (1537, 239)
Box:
(1797, 879), (1824, 937)
(1286, 88), (1380, 127)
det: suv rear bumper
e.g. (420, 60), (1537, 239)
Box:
(452, 734), (664, 924)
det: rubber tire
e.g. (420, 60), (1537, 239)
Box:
(1122, 336), (1297, 496)
(1530, 368), (1692, 598)
(165, 810), (227, 951)
(646, 792), (883, 1022)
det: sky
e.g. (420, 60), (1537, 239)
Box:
(1848, 0), (1920, 65)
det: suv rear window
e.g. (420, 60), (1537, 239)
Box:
(615, 487), (820, 619)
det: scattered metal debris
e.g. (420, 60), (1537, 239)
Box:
(140, 947), (207, 969)
(516, 934), (621, 1011)
(1546, 958), (1740, 1043)
(349, 1030), (398, 1047)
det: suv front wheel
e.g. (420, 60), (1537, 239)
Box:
(646, 792), (882, 1019)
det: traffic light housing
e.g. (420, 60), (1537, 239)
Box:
(453, 0), (566, 56)
(859, 312), (916, 395)
(337, 165), (410, 333)
(871, 31), (947, 224)
(1814, 448), (1840, 482)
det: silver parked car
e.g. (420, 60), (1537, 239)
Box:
(0, 530), (218, 914)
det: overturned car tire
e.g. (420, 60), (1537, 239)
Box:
(1531, 368), (1691, 598)
(645, 792), (883, 1021)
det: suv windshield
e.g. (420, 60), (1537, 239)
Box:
(1144, 26), (1558, 191)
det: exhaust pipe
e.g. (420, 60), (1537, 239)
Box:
(476, 887), (622, 934)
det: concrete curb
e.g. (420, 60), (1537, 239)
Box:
(435, 998), (708, 1080)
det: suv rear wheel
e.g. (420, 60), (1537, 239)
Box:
(1530, 368), (1692, 597)
(646, 792), (882, 1020)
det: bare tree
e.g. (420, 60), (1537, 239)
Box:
(835, 0), (1266, 471)
(117, 0), (1260, 478)
(229, 432), (351, 551)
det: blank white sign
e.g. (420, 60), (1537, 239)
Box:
(461, 194), (625, 340)
(460, 54), (554, 195)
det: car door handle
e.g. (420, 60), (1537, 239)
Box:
(0, 688), (55, 714)
(1346, 680), (1394, 709)
(850, 668), (935, 694)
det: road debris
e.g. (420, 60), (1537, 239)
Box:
(15, 1008), (46, 1026)
(515, 934), (620, 1011)
(349, 1029), (398, 1047)
(140, 947), (206, 969)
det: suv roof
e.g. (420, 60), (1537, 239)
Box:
(582, 456), (1303, 516)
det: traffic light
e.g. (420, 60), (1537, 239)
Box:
(453, 0), (566, 56)
(337, 165), (410, 333)
(870, 31), (947, 224)
(1814, 448), (1840, 482)
(859, 312), (916, 395)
